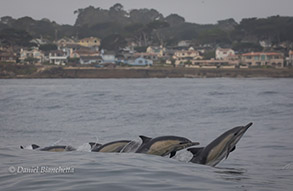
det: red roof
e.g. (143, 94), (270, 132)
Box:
(242, 52), (283, 56)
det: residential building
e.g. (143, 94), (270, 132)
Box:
(0, 49), (17, 63)
(80, 56), (103, 65)
(185, 59), (236, 69)
(177, 40), (191, 47)
(30, 38), (48, 46)
(216, 48), (235, 60)
(133, 52), (158, 60)
(259, 40), (272, 48)
(56, 38), (77, 47)
(78, 37), (101, 48)
(128, 57), (153, 66)
(287, 50), (293, 67)
(241, 52), (284, 68)
(173, 47), (202, 60)
(146, 46), (166, 57)
(48, 50), (68, 65)
(19, 48), (45, 64)
(101, 50), (116, 64)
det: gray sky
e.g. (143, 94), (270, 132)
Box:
(1, 0), (293, 25)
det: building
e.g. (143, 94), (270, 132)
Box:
(146, 46), (166, 57)
(19, 48), (45, 64)
(78, 37), (101, 48)
(173, 47), (202, 60)
(185, 59), (236, 69)
(0, 49), (17, 63)
(241, 52), (284, 68)
(287, 50), (293, 67)
(216, 48), (235, 60)
(56, 38), (77, 47)
(128, 57), (153, 66)
(80, 56), (103, 65)
(48, 50), (68, 65)
(133, 52), (158, 60)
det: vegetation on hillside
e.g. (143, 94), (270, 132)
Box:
(1, 4), (293, 51)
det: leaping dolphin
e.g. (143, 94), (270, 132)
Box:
(91, 140), (131, 152)
(20, 144), (76, 152)
(136, 135), (199, 157)
(188, 122), (253, 167)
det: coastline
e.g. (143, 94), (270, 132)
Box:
(1, 65), (293, 79)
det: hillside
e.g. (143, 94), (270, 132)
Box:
(1, 3), (293, 51)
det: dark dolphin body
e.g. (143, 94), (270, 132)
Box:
(188, 122), (253, 167)
(20, 144), (76, 152)
(89, 142), (102, 151)
(91, 140), (131, 152)
(136, 135), (199, 157)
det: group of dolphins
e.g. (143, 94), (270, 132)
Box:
(20, 122), (253, 167)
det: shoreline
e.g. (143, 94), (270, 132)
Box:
(1, 65), (293, 79)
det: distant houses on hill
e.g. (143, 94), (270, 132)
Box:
(0, 36), (292, 69)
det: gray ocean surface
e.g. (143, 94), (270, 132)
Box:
(0, 78), (293, 191)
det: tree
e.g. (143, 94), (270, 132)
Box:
(39, 44), (57, 51)
(101, 34), (127, 51)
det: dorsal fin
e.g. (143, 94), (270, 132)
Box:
(89, 142), (101, 149)
(32, 144), (40, 149)
(139, 135), (152, 143)
(187, 147), (204, 156)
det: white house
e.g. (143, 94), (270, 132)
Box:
(216, 48), (235, 60)
(49, 50), (68, 65)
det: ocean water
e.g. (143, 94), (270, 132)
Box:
(0, 78), (292, 191)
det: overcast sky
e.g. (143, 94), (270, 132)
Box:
(1, 0), (293, 25)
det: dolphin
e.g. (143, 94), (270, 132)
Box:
(136, 135), (199, 157)
(89, 142), (102, 151)
(20, 144), (40, 150)
(91, 140), (131, 152)
(20, 144), (76, 152)
(188, 122), (253, 167)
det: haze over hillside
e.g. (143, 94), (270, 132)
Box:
(1, 3), (293, 52)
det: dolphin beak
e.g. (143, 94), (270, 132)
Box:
(191, 142), (200, 146)
(244, 122), (253, 129)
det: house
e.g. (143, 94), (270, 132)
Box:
(173, 47), (203, 66)
(19, 48), (45, 64)
(78, 37), (101, 48)
(100, 50), (116, 64)
(177, 40), (191, 47)
(146, 46), (165, 57)
(185, 59), (236, 69)
(80, 56), (103, 65)
(241, 52), (284, 68)
(56, 38), (77, 47)
(216, 48), (235, 60)
(48, 50), (68, 65)
(287, 50), (293, 67)
(259, 40), (272, 48)
(128, 57), (153, 66)
(173, 47), (202, 60)
(133, 52), (158, 60)
(0, 49), (17, 63)
(30, 38), (48, 46)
